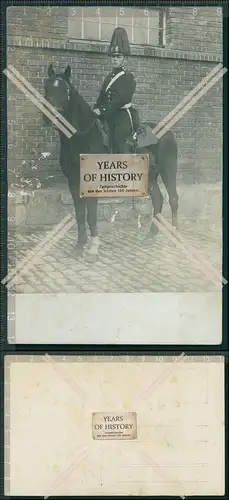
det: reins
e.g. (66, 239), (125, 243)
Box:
(73, 119), (97, 137)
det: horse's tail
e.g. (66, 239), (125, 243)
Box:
(151, 123), (177, 154)
(148, 122), (176, 143)
(166, 128), (177, 159)
(148, 122), (178, 175)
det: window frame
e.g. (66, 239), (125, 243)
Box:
(68, 7), (166, 48)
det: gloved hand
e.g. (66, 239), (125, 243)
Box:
(93, 108), (101, 116)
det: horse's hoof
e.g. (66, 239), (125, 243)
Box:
(142, 233), (157, 246)
(85, 236), (100, 263)
(149, 222), (159, 238)
(75, 243), (85, 257)
(172, 218), (178, 231)
(84, 253), (99, 263)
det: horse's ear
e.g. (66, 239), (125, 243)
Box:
(48, 63), (55, 78)
(64, 65), (71, 81)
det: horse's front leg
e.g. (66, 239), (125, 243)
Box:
(85, 198), (100, 263)
(68, 181), (87, 256)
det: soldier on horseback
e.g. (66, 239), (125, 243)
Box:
(93, 27), (140, 153)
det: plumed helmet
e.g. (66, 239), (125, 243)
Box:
(108, 27), (131, 56)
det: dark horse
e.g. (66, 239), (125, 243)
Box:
(44, 64), (178, 260)
(44, 63), (107, 262)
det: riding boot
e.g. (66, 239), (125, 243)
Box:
(75, 224), (87, 256)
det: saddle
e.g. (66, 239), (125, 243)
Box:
(127, 124), (158, 166)
(133, 125), (158, 148)
(96, 119), (158, 152)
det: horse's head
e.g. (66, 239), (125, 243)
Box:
(43, 63), (99, 140)
(44, 64), (72, 117)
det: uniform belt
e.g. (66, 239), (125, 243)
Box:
(121, 103), (132, 109)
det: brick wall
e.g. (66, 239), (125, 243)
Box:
(7, 6), (223, 187)
(166, 6), (223, 53)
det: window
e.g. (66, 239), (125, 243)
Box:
(68, 7), (166, 47)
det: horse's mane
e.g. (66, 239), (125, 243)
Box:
(67, 79), (94, 131)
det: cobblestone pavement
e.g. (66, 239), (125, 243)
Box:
(8, 184), (223, 294)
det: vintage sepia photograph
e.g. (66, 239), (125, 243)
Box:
(5, 4), (225, 343)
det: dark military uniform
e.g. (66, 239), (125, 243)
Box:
(93, 27), (140, 153)
(94, 67), (139, 153)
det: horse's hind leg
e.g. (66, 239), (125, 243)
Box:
(85, 198), (100, 263)
(170, 184), (179, 229)
(149, 172), (164, 236)
(159, 137), (179, 229)
(160, 170), (179, 229)
(68, 181), (87, 256)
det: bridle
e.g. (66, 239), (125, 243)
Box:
(52, 76), (71, 101)
(52, 76), (96, 137)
